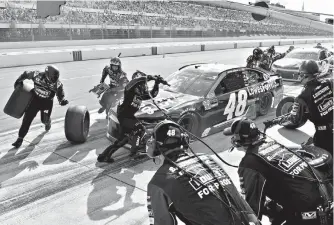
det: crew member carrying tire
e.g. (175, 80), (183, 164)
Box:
(146, 120), (261, 225)
(12, 65), (69, 148)
(98, 57), (129, 116)
(266, 60), (333, 155)
(97, 71), (168, 163)
(223, 118), (333, 225)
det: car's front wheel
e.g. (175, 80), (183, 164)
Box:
(276, 96), (307, 129)
(178, 112), (199, 141)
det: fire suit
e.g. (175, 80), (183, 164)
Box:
(147, 152), (261, 225)
(99, 66), (129, 113)
(246, 55), (261, 68)
(282, 78), (333, 155)
(98, 76), (160, 161)
(259, 48), (292, 71)
(238, 140), (333, 225)
(14, 71), (66, 138)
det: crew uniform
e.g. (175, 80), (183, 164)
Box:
(12, 65), (68, 148)
(98, 57), (128, 115)
(246, 47), (263, 68)
(258, 45), (294, 71)
(223, 118), (333, 225)
(97, 71), (161, 163)
(147, 121), (261, 225)
(280, 60), (333, 155)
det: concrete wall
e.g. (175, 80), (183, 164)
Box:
(0, 37), (332, 68)
(0, 35), (329, 50)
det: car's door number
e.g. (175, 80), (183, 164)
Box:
(224, 90), (248, 120)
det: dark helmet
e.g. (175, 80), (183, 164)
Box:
(253, 47), (263, 56)
(299, 60), (319, 78)
(317, 43), (322, 47)
(125, 76), (147, 96)
(223, 118), (263, 148)
(132, 70), (147, 80)
(45, 65), (59, 83)
(110, 57), (121, 71)
(146, 120), (189, 158)
(267, 45), (275, 55)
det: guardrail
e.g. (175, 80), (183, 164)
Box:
(0, 38), (332, 68)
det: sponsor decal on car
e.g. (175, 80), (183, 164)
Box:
(247, 80), (279, 97)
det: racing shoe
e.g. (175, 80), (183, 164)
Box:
(12, 137), (23, 148)
(97, 154), (115, 163)
(45, 122), (51, 131)
(98, 107), (105, 114)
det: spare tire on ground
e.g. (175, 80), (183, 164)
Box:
(276, 96), (307, 129)
(65, 105), (90, 143)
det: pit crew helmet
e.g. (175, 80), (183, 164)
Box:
(253, 47), (263, 60)
(223, 118), (264, 148)
(146, 120), (189, 158)
(267, 45), (275, 55)
(132, 70), (147, 80)
(299, 60), (319, 80)
(45, 65), (60, 83)
(110, 57), (121, 71)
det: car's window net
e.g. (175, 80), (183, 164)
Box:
(286, 52), (319, 60)
(220, 71), (246, 93)
(164, 68), (218, 96)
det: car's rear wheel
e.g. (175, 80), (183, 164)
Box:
(276, 96), (307, 129)
(178, 113), (199, 141)
(257, 92), (273, 116)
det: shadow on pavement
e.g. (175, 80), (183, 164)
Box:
(0, 131), (47, 189)
(87, 155), (155, 222)
(43, 119), (108, 165)
(277, 127), (311, 145)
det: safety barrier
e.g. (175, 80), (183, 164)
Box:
(0, 38), (332, 68)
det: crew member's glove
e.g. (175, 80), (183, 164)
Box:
(60, 99), (69, 106)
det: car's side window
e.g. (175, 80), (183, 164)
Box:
(214, 70), (245, 95)
(244, 69), (265, 85)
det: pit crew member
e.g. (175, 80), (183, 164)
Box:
(146, 120), (261, 225)
(223, 118), (333, 225)
(267, 60), (333, 155)
(12, 65), (68, 148)
(246, 47), (264, 68)
(97, 71), (166, 163)
(98, 57), (128, 114)
(259, 45), (294, 71)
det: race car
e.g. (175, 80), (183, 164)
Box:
(107, 63), (284, 142)
(271, 47), (332, 82)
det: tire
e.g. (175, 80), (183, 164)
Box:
(64, 105), (90, 143)
(295, 146), (333, 180)
(276, 96), (307, 129)
(257, 92), (273, 116)
(178, 113), (200, 141)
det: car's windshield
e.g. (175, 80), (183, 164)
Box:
(286, 51), (319, 60)
(163, 67), (218, 96)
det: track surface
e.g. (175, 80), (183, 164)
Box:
(0, 43), (328, 225)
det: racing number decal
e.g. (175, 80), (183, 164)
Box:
(224, 90), (248, 120)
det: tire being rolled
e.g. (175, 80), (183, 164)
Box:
(276, 96), (307, 129)
(65, 105), (90, 143)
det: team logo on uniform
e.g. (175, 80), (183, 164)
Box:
(301, 211), (317, 220)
